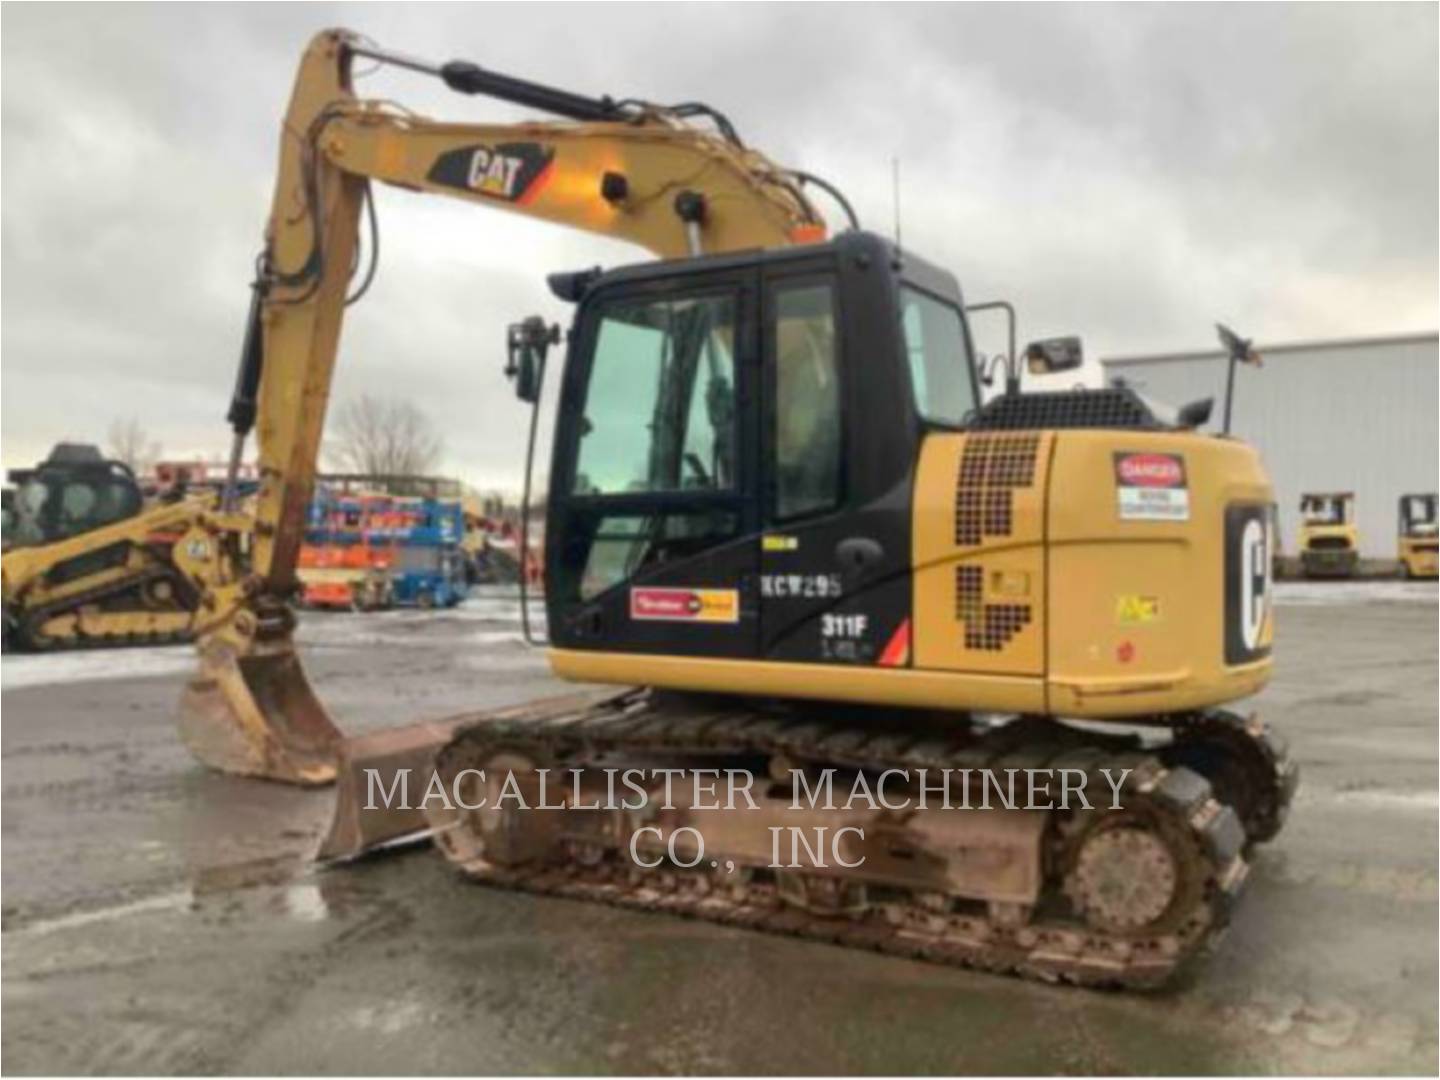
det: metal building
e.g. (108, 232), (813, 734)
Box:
(1103, 331), (1439, 558)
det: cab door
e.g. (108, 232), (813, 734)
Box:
(546, 269), (761, 658)
(758, 267), (915, 668)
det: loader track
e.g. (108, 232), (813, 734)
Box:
(429, 692), (1292, 989)
(13, 564), (199, 652)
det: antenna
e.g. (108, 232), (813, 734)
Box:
(891, 157), (902, 248)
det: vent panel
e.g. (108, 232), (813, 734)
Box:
(955, 564), (1032, 652)
(969, 388), (1157, 431)
(955, 433), (1040, 546)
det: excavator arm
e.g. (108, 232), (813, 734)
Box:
(177, 29), (828, 784)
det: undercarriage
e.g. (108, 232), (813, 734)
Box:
(420, 691), (1298, 989)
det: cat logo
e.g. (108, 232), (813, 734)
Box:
(1224, 503), (1273, 663)
(425, 142), (556, 205)
(466, 148), (525, 197)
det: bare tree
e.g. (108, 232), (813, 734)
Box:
(106, 416), (161, 473)
(326, 395), (445, 478)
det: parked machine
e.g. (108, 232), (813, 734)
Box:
(385, 498), (468, 608)
(297, 492), (397, 610)
(1, 443), (212, 649)
(1397, 493), (1437, 579)
(165, 30), (1295, 988)
(1, 488), (14, 552)
(296, 546), (396, 611)
(1298, 492), (1359, 578)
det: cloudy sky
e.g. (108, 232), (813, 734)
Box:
(3, 2), (1435, 491)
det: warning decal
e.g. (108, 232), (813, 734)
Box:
(1115, 594), (1161, 625)
(1114, 452), (1189, 522)
(630, 587), (740, 624)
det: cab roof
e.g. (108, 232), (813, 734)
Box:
(549, 229), (964, 308)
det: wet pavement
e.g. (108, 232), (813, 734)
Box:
(3, 585), (1436, 1074)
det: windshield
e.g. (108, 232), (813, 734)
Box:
(1402, 495), (1437, 534)
(573, 292), (737, 496)
(1301, 496), (1348, 526)
(900, 286), (977, 426)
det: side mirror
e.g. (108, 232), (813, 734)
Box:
(505, 316), (561, 404)
(1023, 336), (1083, 375)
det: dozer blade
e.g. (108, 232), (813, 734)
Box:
(316, 717), (469, 860)
(178, 638), (343, 785)
(317, 688), (626, 862)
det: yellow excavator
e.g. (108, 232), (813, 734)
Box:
(1, 443), (214, 650)
(171, 30), (1297, 988)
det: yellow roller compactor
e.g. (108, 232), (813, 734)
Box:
(171, 30), (1297, 987)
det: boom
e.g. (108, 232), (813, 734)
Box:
(178, 29), (828, 783)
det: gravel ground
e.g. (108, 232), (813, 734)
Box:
(2, 584), (1435, 1075)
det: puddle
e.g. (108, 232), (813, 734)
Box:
(1, 646), (195, 691)
(283, 882), (331, 922)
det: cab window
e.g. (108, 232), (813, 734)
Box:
(772, 282), (841, 520)
(573, 292), (737, 496)
(901, 287), (977, 426)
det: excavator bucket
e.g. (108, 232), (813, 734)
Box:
(178, 639), (344, 785)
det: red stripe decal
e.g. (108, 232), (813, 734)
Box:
(516, 160), (555, 207)
(877, 618), (911, 667)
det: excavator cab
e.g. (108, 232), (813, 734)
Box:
(1398, 493), (1437, 579)
(541, 232), (952, 670)
(1, 488), (15, 552)
(1298, 491), (1359, 578)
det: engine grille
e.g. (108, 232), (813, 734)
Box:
(955, 433), (1040, 546)
(969, 387), (1158, 431)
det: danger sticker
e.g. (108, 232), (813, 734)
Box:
(630, 587), (740, 624)
(1114, 452), (1189, 521)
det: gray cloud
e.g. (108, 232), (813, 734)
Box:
(3, 2), (1435, 489)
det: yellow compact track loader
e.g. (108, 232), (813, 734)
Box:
(1, 443), (215, 650)
(1298, 492), (1359, 578)
(167, 30), (1297, 988)
(1398, 493), (1437, 579)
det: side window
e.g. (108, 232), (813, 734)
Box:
(901, 287), (977, 426)
(573, 293), (736, 496)
(773, 282), (841, 520)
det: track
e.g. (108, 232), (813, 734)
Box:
(11, 563), (199, 651)
(428, 691), (1297, 989)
